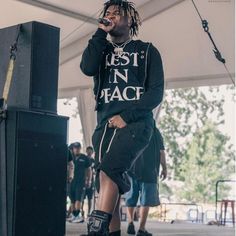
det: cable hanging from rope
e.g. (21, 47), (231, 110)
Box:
(191, 0), (235, 86)
(0, 24), (22, 124)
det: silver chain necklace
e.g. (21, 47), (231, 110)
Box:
(110, 38), (132, 56)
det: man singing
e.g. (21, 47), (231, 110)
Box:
(80, 1), (164, 235)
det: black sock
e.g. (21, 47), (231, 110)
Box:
(88, 210), (112, 235)
(73, 210), (80, 217)
(109, 230), (121, 236)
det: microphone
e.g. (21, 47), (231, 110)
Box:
(98, 18), (111, 26)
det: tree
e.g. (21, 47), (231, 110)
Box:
(158, 85), (235, 203)
(178, 120), (235, 203)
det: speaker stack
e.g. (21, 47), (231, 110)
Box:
(0, 21), (59, 113)
(0, 22), (68, 236)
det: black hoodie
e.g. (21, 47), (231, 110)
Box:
(80, 28), (164, 127)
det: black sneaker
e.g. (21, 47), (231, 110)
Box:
(127, 222), (136, 235)
(136, 229), (152, 236)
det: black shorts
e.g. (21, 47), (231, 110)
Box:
(69, 181), (85, 203)
(92, 118), (154, 194)
(67, 182), (71, 196)
(84, 186), (95, 200)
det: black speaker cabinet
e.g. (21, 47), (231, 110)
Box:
(0, 109), (68, 236)
(0, 22), (60, 113)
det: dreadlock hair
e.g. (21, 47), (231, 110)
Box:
(101, 0), (142, 37)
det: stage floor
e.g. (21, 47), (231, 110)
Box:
(66, 221), (235, 236)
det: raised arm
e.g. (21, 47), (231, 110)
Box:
(80, 29), (108, 76)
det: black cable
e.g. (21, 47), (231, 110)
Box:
(191, 0), (235, 86)
(191, 0), (203, 21)
(223, 64), (235, 85)
(10, 24), (22, 60)
(0, 24), (22, 114)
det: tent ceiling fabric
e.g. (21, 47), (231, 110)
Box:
(1, 0), (235, 99)
(59, 0), (185, 64)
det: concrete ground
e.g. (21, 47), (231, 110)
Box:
(66, 221), (235, 236)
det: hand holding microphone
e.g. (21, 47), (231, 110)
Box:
(98, 17), (114, 32)
(98, 18), (111, 26)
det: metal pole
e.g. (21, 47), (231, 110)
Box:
(215, 180), (219, 221)
(215, 180), (236, 221)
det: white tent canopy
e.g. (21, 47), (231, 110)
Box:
(1, 0), (235, 146)
(1, 0), (235, 95)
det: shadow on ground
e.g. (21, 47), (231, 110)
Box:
(66, 221), (234, 236)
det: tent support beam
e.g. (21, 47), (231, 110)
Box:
(16, 0), (98, 24)
(60, 0), (185, 65)
(16, 0), (185, 64)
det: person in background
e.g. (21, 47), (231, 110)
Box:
(82, 146), (96, 217)
(126, 127), (167, 236)
(69, 142), (92, 223)
(68, 145), (75, 182)
(66, 145), (74, 219)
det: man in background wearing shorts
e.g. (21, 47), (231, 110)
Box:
(82, 146), (95, 217)
(69, 142), (92, 223)
(126, 127), (167, 236)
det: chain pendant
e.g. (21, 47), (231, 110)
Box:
(114, 47), (123, 56)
